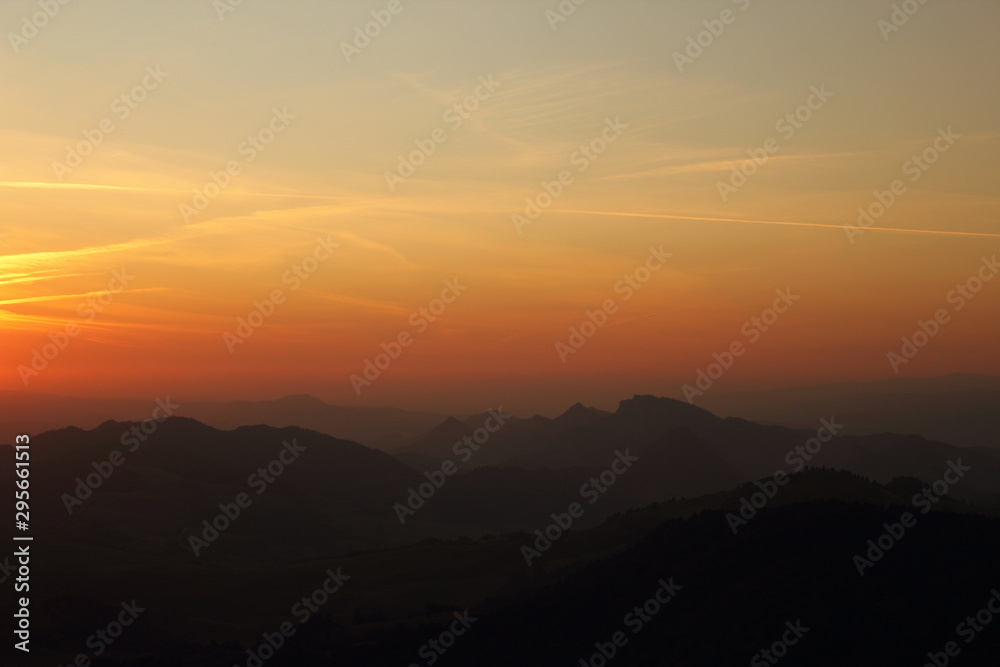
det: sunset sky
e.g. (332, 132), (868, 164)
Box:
(1, 0), (998, 414)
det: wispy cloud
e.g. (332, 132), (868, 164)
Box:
(0, 181), (155, 191)
(0, 239), (164, 272)
(551, 209), (1000, 239)
(332, 231), (410, 265)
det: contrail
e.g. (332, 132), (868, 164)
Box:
(0, 181), (344, 200)
(551, 209), (1000, 240)
(0, 181), (148, 191)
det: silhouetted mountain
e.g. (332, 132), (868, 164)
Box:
(181, 395), (447, 448)
(23, 418), (438, 568)
(393, 394), (1000, 503)
(625, 426), (747, 500)
(396, 416), (473, 458)
(0, 392), (160, 449)
(555, 401), (611, 425)
(4, 392), (1000, 664)
(0, 391), (446, 450)
(701, 373), (1000, 449)
(395, 395), (723, 469)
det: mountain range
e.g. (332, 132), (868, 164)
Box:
(3, 382), (999, 664)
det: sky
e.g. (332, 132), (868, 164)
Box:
(1, 0), (998, 415)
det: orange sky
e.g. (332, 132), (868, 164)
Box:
(1, 1), (999, 414)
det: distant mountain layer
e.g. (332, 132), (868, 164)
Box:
(699, 373), (1000, 448)
(396, 394), (1000, 501)
(11, 396), (1000, 572)
(3, 373), (998, 450)
(0, 392), (445, 448)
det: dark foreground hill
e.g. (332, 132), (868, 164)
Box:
(9, 417), (758, 567)
(431, 502), (1000, 667)
(1, 449), (998, 665)
(3, 403), (999, 665)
